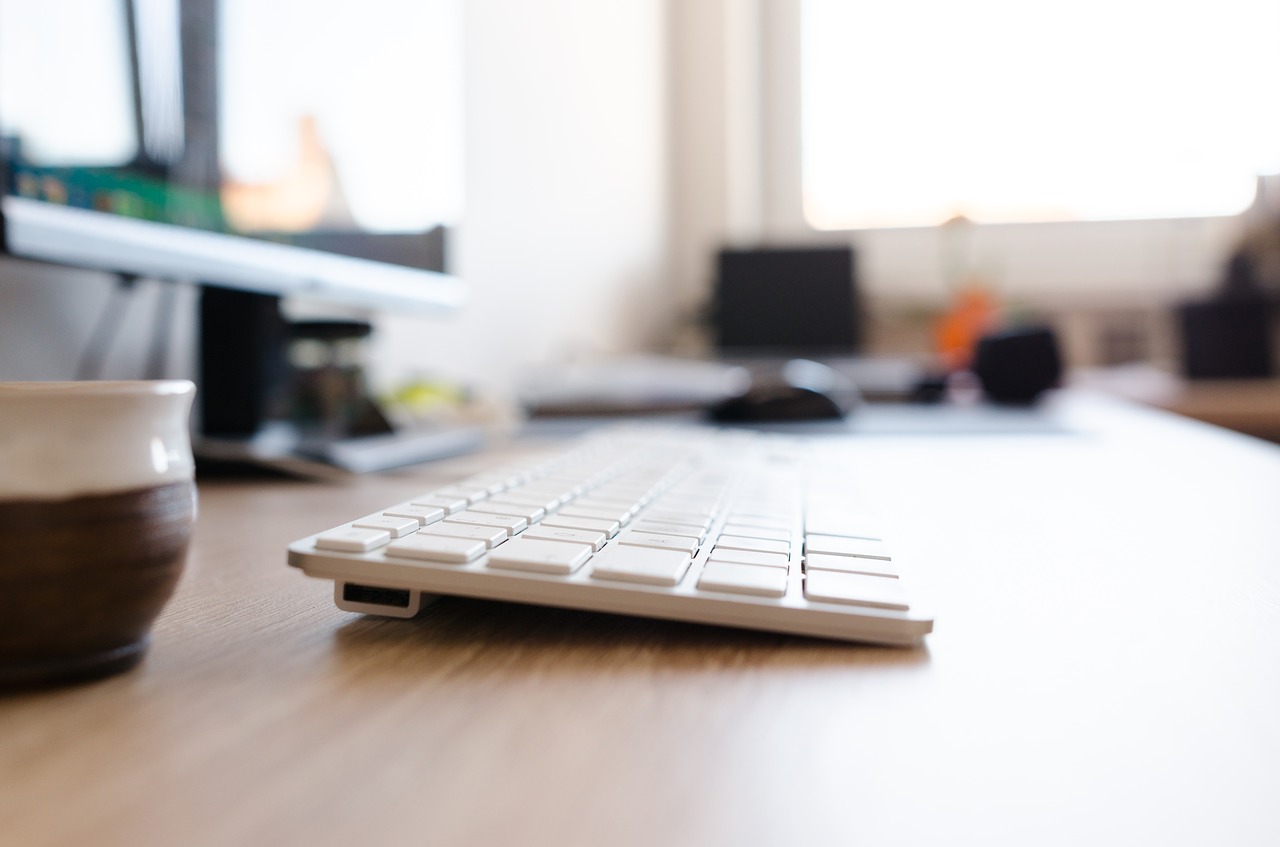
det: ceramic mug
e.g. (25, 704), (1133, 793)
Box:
(0, 380), (197, 687)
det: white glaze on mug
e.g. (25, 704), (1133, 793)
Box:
(0, 381), (196, 501)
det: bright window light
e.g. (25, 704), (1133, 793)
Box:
(801, 0), (1280, 229)
(0, 0), (135, 165)
(220, 0), (464, 232)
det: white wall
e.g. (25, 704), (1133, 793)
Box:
(368, 0), (670, 396)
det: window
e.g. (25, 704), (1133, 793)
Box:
(801, 0), (1280, 230)
(219, 0), (464, 233)
(0, 0), (136, 166)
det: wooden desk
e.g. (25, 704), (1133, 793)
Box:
(4, 393), (1279, 846)
(1073, 366), (1280, 443)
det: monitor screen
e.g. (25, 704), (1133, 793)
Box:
(0, 0), (466, 313)
(714, 246), (861, 356)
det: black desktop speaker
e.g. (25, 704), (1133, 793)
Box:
(199, 287), (293, 437)
(1177, 296), (1274, 379)
(714, 246), (860, 355)
(972, 325), (1063, 404)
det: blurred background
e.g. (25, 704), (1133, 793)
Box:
(3, 0), (1279, 442)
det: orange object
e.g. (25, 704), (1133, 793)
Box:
(935, 285), (998, 371)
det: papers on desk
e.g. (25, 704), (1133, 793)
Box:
(518, 354), (928, 417)
(518, 356), (750, 416)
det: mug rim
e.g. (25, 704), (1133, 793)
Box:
(0, 380), (195, 397)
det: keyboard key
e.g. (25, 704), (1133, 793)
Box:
(697, 561), (788, 598)
(488, 537), (593, 575)
(521, 525), (608, 552)
(410, 495), (468, 515)
(644, 510), (712, 530)
(631, 520), (707, 543)
(804, 552), (898, 577)
(653, 498), (718, 517)
(470, 501), (546, 523)
(804, 535), (891, 561)
(541, 515), (620, 538)
(351, 515), (420, 538)
(386, 534), (485, 564)
(804, 570), (908, 611)
(495, 491), (563, 513)
(575, 495), (638, 512)
(537, 478), (586, 498)
(429, 485), (491, 505)
(708, 548), (790, 569)
(557, 505), (632, 525)
(316, 527), (391, 553)
(383, 504), (446, 527)
(618, 531), (699, 555)
(421, 522), (509, 549)
(715, 534), (789, 556)
(591, 486), (651, 506)
(461, 475), (510, 495)
(721, 524), (791, 543)
(443, 511), (528, 536)
(649, 501), (717, 517)
(590, 544), (691, 586)
(516, 486), (575, 507)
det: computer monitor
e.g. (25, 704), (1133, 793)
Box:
(0, 195), (463, 314)
(0, 0), (469, 469)
(714, 246), (861, 357)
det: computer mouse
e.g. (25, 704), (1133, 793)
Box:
(709, 359), (859, 423)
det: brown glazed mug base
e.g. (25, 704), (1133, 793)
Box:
(0, 638), (149, 690)
(0, 482), (194, 691)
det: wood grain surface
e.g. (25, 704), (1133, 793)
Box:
(2, 396), (1278, 847)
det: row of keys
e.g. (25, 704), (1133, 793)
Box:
(312, 432), (909, 612)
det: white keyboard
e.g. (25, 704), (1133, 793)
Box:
(287, 426), (933, 646)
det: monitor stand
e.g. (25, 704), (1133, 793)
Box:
(195, 287), (483, 477)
